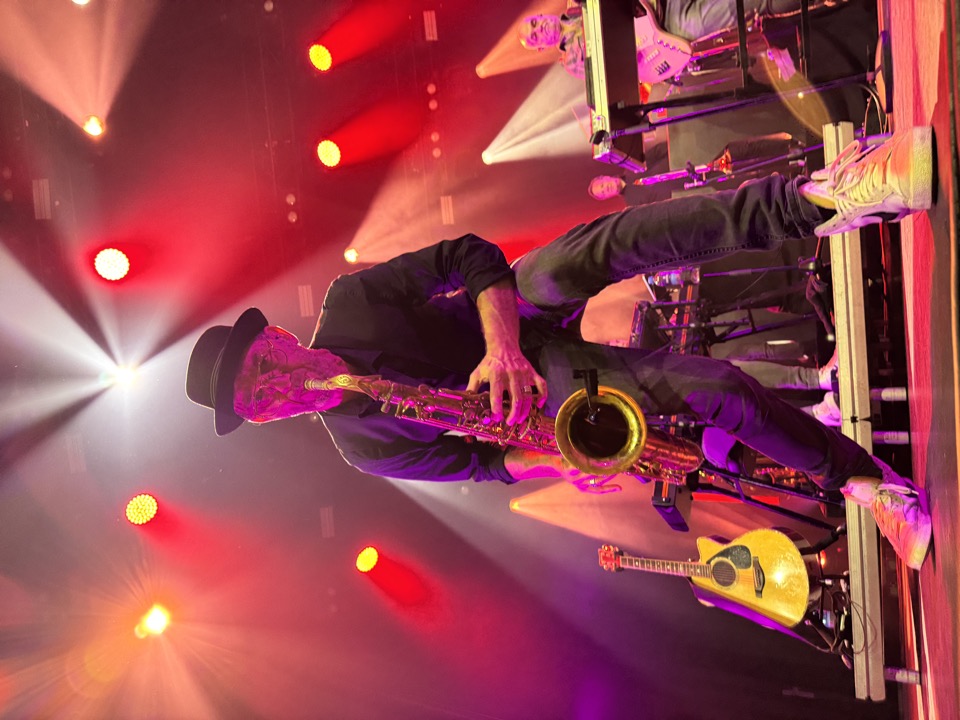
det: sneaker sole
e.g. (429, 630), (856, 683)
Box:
(904, 126), (934, 211)
(906, 519), (932, 570)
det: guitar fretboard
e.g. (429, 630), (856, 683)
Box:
(619, 556), (711, 578)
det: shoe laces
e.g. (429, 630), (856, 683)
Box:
(824, 140), (890, 212)
(873, 484), (920, 530)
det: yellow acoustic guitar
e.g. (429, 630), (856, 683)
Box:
(598, 528), (814, 628)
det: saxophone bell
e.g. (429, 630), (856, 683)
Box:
(554, 387), (648, 475)
(555, 385), (703, 484)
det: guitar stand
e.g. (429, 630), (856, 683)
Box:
(794, 525), (856, 665)
(802, 574), (856, 668)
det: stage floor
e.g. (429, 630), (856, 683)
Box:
(889, 0), (960, 717)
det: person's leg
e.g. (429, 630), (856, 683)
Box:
(730, 358), (820, 389)
(516, 127), (933, 328)
(538, 341), (875, 489)
(540, 340), (932, 568)
(514, 173), (825, 324)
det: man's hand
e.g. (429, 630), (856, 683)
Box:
(467, 349), (547, 426)
(469, 278), (547, 425)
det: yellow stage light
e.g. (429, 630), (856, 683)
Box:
(82, 115), (105, 137)
(309, 44), (333, 72)
(135, 604), (170, 638)
(317, 140), (341, 167)
(343, 248), (359, 264)
(125, 493), (158, 525)
(356, 546), (379, 573)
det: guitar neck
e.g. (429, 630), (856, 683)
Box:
(617, 554), (711, 578)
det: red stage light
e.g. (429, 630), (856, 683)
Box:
(356, 546), (379, 573)
(125, 494), (158, 525)
(317, 140), (341, 167)
(314, 99), (424, 170)
(94, 248), (129, 280)
(309, 44), (333, 72)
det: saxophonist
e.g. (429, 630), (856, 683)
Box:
(187, 129), (934, 570)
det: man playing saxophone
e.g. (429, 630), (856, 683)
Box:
(187, 128), (934, 570)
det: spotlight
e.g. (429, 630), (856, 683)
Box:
(309, 44), (333, 72)
(316, 140), (341, 167)
(343, 248), (359, 264)
(105, 364), (139, 387)
(125, 493), (158, 525)
(82, 115), (105, 137)
(356, 546), (379, 573)
(94, 248), (130, 281)
(72, 0), (92, 5)
(134, 604), (170, 638)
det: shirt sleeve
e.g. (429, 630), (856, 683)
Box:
(323, 234), (513, 311)
(321, 413), (517, 484)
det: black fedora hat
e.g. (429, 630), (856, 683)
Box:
(186, 308), (269, 436)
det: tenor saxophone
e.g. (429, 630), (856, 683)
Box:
(308, 374), (703, 491)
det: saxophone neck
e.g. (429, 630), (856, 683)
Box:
(305, 373), (384, 398)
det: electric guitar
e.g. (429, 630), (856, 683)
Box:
(598, 528), (813, 627)
(633, 0), (693, 84)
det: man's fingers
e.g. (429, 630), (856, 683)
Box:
(506, 381), (533, 426)
(533, 374), (548, 407)
(505, 374), (521, 425)
(488, 375), (504, 422)
(466, 371), (480, 393)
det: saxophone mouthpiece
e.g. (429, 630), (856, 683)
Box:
(305, 374), (360, 393)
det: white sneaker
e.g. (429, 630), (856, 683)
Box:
(805, 126), (934, 237)
(818, 347), (838, 390)
(842, 474), (932, 570)
(806, 391), (841, 426)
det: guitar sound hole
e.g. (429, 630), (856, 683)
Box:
(711, 560), (737, 587)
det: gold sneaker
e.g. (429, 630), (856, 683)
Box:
(806, 126), (934, 237)
(842, 477), (932, 570)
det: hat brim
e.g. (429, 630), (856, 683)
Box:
(185, 308), (269, 436)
